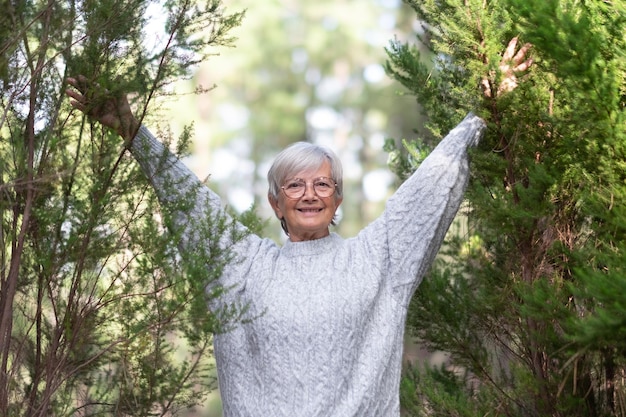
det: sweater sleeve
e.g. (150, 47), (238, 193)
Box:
(360, 112), (486, 305)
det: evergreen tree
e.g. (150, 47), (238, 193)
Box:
(385, 0), (626, 416)
(0, 1), (244, 415)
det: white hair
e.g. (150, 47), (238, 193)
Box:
(267, 142), (343, 200)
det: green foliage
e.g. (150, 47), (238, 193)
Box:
(400, 363), (499, 417)
(564, 198), (626, 353)
(0, 0), (246, 416)
(386, 0), (626, 416)
(384, 137), (431, 184)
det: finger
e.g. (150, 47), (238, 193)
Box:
(481, 78), (493, 98)
(512, 43), (533, 65)
(66, 76), (88, 95)
(67, 74), (94, 94)
(65, 87), (83, 101)
(514, 57), (533, 73)
(65, 82), (90, 114)
(67, 97), (87, 113)
(76, 74), (90, 86)
(501, 37), (519, 62)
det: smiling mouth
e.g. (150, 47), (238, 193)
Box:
(297, 208), (323, 213)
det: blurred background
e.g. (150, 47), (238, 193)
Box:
(163, 0), (426, 243)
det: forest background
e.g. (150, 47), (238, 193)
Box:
(1, 0), (625, 416)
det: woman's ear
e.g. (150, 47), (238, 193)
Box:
(335, 195), (343, 210)
(268, 194), (283, 219)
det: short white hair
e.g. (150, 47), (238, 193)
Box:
(267, 142), (343, 200)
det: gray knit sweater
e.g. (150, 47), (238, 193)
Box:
(130, 113), (486, 417)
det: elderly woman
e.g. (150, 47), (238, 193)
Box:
(66, 38), (530, 417)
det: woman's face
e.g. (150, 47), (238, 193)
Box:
(269, 160), (343, 242)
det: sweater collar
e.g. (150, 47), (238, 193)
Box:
(281, 232), (342, 257)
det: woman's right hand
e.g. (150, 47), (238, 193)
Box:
(66, 75), (140, 142)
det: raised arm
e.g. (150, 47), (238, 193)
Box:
(361, 113), (485, 304)
(65, 77), (244, 257)
(364, 37), (532, 304)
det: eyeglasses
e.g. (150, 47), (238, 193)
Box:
(281, 177), (337, 199)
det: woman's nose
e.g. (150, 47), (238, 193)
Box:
(302, 183), (318, 199)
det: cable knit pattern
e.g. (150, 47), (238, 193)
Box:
(129, 113), (486, 417)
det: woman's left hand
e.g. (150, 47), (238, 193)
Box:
(482, 37), (533, 98)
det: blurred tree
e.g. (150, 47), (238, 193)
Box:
(385, 0), (626, 416)
(0, 0), (245, 415)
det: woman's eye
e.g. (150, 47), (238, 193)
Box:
(286, 182), (303, 189)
